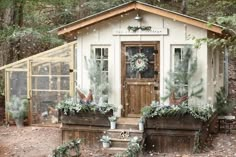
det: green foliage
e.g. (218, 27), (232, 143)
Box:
(100, 135), (111, 143)
(108, 116), (117, 122)
(87, 58), (109, 103)
(141, 101), (214, 122)
(56, 96), (116, 115)
(162, 46), (203, 101)
(138, 116), (145, 123)
(115, 136), (141, 157)
(7, 95), (28, 120)
(214, 87), (234, 116)
(51, 139), (80, 157)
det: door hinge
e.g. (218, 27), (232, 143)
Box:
(154, 86), (159, 90)
(153, 50), (158, 54)
(154, 71), (158, 75)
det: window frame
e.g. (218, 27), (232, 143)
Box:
(90, 45), (110, 102)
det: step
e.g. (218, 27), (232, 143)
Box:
(107, 129), (143, 139)
(111, 138), (129, 148)
(103, 147), (127, 154)
(117, 118), (139, 125)
(116, 118), (139, 130)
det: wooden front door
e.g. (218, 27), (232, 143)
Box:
(121, 42), (160, 117)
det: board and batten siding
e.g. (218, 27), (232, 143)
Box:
(76, 10), (208, 117)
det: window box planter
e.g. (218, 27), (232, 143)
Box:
(60, 110), (113, 127)
(145, 115), (203, 130)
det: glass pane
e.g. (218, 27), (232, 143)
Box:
(51, 62), (70, 75)
(141, 64), (154, 78)
(174, 48), (182, 68)
(31, 91), (69, 124)
(126, 47), (139, 61)
(61, 77), (70, 90)
(141, 47), (154, 61)
(126, 64), (138, 78)
(32, 77), (49, 90)
(103, 60), (108, 71)
(51, 77), (58, 90)
(102, 48), (108, 59)
(95, 48), (101, 59)
(9, 71), (27, 98)
(32, 63), (49, 75)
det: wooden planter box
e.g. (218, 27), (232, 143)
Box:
(144, 115), (204, 153)
(146, 115), (203, 130)
(60, 110), (113, 127)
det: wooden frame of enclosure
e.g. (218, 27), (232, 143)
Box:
(0, 41), (77, 125)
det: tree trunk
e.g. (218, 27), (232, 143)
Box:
(181, 0), (187, 14)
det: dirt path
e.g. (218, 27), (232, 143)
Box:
(0, 126), (61, 157)
(1, 126), (236, 157)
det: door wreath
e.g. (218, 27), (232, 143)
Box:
(129, 53), (148, 72)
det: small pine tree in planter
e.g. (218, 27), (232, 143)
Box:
(214, 87), (234, 116)
(100, 135), (111, 148)
(7, 95), (28, 128)
(162, 46), (203, 104)
(108, 116), (117, 129)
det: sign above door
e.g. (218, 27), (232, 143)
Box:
(113, 28), (168, 36)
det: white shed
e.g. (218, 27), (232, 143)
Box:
(55, 1), (226, 117)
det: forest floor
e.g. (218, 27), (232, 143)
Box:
(0, 126), (236, 157)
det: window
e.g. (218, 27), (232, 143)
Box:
(91, 46), (109, 102)
(171, 45), (193, 97)
(172, 46), (185, 71)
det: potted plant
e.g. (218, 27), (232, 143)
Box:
(108, 116), (117, 129)
(7, 95), (28, 128)
(100, 135), (111, 148)
(138, 117), (145, 131)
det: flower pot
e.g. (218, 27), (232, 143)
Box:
(102, 142), (110, 148)
(110, 121), (116, 129)
(15, 118), (24, 128)
(139, 122), (144, 131)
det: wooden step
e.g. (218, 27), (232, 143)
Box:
(107, 129), (143, 139)
(111, 138), (129, 148)
(117, 118), (139, 125)
(103, 147), (127, 154)
(116, 118), (139, 129)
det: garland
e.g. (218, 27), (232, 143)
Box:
(141, 101), (214, 122)
(129, 53), (148, 73)
(51, 139), (80, 157)
(56, 97), (117, 115)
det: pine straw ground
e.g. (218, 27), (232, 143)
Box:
(0, 126), (236, 157)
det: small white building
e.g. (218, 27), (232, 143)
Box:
(0, 1), (227, 125)
(56, 1), (225, 117)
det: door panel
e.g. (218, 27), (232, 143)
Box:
(121, 42), (160, 117)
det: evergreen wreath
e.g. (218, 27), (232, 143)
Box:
(129, 53), (149, 72)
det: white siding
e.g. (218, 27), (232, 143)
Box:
(76, 10), (208, 116)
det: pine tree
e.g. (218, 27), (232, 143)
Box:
(162, 46), (203, 104)
(87, 58), (109, 104)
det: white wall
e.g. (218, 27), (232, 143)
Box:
(207, 46), (224, 104)
(76, 10), (208, 116)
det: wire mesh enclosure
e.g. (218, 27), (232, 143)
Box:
(1, 41), (77, 125)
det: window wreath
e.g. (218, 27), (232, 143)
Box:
(129, 53), (149, 72)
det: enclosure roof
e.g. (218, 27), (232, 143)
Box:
(0, 41), (76, 70)
(53, 1), (224, 35)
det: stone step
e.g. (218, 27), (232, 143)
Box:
(103, 147), (127, 154)
(107, 129), (143, 139)
(111, 138), (129, 148)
